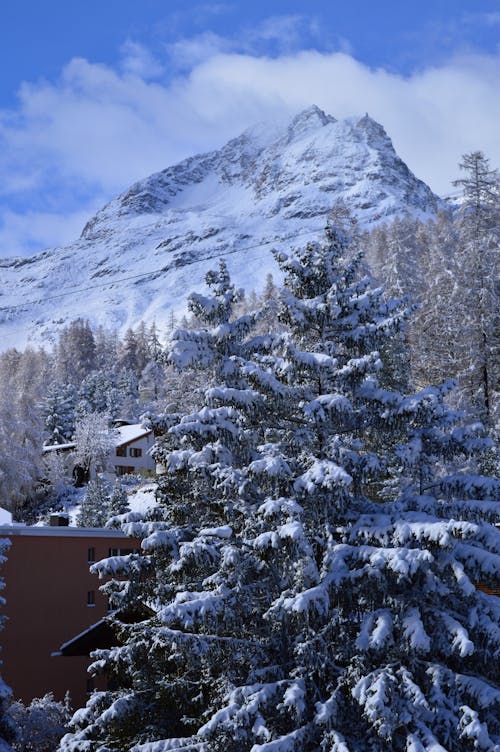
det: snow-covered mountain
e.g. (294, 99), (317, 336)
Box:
(0, 106), (441, 349)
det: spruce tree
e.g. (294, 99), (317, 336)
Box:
(77, 478), (112, 528)
(59, 233), (500, 752)
(197, 229), (500, 752)
(42, 382), (76, 445)
(108, 481), (130, 518)
(59, 260), (274, 749)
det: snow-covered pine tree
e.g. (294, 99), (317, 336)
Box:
(119, 329), (140, 377)
(108, 481), (129, 518)
(452, 151), (500, 431)
(42, 382), (76, 446)
(406, 211), (462, 392)
(77, 372), (115, 418)
(77, 478), (112, 528)
(58, 261), (279, 750)
(194, 227), (500, 752)
(59, 232), (500, 752)
(56, 319), (97, 386)
(139, 359), (166, 404)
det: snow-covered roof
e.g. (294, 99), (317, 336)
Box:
(0, 525), (128, 538)
(0, 507), (12, 525)
(43, 442), (76, 453)
(115, 423), (152, 447)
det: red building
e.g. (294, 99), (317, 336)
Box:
(0, 524), (134, 707)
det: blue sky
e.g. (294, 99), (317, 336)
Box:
(0, 1), (499, 256)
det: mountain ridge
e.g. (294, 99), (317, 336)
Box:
(0, 106), (442, 349)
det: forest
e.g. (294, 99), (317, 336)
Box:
(0, 152), (498, 752)
(0, 151), (498, 524)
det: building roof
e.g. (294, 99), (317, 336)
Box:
(58, 618), (113, 656)
(43, 442), (77, 453)
(0, 507), (12, 525)
(115, 423), (152, 447)
(58, 605), (153, 656)
(0, 525), (128, 538)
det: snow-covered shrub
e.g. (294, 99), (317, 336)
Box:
(9, 693), (71, 752)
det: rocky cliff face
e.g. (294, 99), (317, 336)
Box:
(0, 106), (441, 348)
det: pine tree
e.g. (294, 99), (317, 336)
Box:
(115, 368), (140, 420)
(94, 325), (120, 372)
(59, 234), (500, 752)
(194, 229), (500, 752)
(407, 211), (462, 391)
(135, 322), (151, 377)
(56, 319), (96, 385)
(119, 329), (139, 376)
(108, 481), (129, 518)
(58, 260), (276, 749)
(42, 382), (76, 446)
(77, 372), (113, 417)
(139, 359), (166, 403)
(77, 478), (112, 528)
(453, 151), (499, 240)
(452, 151), (500, 430)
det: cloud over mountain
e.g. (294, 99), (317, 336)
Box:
(0, 39), (499, 256)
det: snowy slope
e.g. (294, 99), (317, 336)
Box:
(0, 106), (441, 349)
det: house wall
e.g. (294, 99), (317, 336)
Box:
(0, 527), (132, 707)
(113, 432), (156, 476)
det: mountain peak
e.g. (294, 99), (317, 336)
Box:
(285, 105), (337, 142)
(0, 109), (442, 348)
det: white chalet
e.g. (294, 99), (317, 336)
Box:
(112, 423), (156, 477)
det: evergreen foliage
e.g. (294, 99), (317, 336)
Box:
(42, 382), (76, 446)
(59, 230), (500, 752)
(366, 152), (499, 432)
(77, 479), (129, 528)
(108, 482), (130, 518)
(77, 478), (113, 528)
(56, 319), (97, 385)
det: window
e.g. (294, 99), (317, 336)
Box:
(129, 447), (142, 458)
(115, 465), (134, 476)
(108, 547), (136, 557)
(87, 590), (95, 607)
(87, 547), (95, 563)
(116, 446), (126, 456)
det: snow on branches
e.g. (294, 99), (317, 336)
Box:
(59, 230), (500, 752)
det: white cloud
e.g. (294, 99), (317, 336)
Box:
(167, 31), (232, 69)
(246, 14), (317, 49)
(182, 49), (500, 195)
(1, 41), (500, 255)
(0, 203), (104, 257)
(120, 41), (165, 79)
(465, 11), (500, 28)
